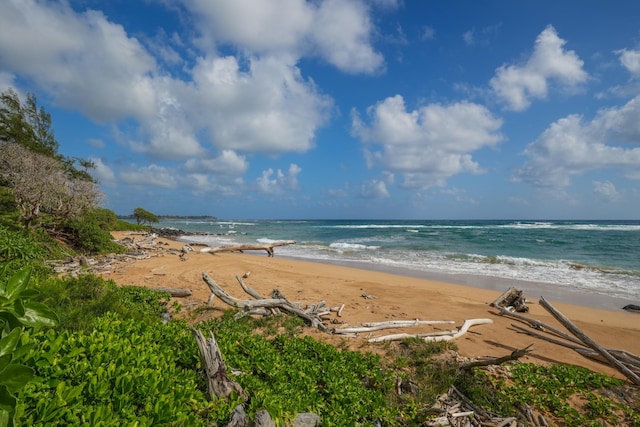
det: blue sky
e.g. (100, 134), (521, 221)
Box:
(2, 1), (640, 220)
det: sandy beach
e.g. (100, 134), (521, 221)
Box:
(105, 232), (640, 380)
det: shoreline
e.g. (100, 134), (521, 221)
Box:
(277, 255), (635, 312)
(106, 231), (640, 380)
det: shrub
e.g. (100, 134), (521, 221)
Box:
(34, 275), (171, 332)
(62, 219), (125, 254)
(0, 267), (58, 426)
(16, 315), (220, 426)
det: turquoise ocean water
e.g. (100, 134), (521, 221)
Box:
(159, 219), (640, 309)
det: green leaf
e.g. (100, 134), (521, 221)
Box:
(0, 384), (17, 411)
(17, 302), (58, 328)
(0, 328), (20, 358)
(0, 408), (12, 427)
(2, 268), (31, 301)
(0, 364), (34, 393)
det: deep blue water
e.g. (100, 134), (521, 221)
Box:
(158, 219), (640, 305)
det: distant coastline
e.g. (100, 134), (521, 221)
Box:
(117, 214), (218, 220)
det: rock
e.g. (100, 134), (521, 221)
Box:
(291, 413), (320, 427)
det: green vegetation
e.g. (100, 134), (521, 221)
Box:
(132, 207), (159, 226)
(0, 85), (637, 426)
(0, 267), (59, 426)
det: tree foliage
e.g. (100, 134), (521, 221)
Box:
(132, 207), (159, 226)
(0, 142), (101, 228)
(0, 89), (101, 229)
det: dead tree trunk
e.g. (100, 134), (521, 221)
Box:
(200, 241), (296, 257)
(190, 327), (247, 401)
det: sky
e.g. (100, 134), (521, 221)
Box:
(1, 1), (640, 220)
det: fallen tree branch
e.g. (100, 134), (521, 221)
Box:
(151, 287), (192, 297)
(333, 319), (455, 335)
(368, 318), (493, 343)
(202, 272), (327, 331)
(200, 241), (296, 257)
(539, 297), (640, 386)
(461, 344), (534, 369)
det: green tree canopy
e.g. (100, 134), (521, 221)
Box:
(133, 207), (159, 225)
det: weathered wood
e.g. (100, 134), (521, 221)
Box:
(498, 306), (584, 346)
(151, 287), (192, 297)
(200, 240), (296, 257)
(190, 328), (246, 401)
(333, 319), (455, 335)
(368, 318), (493, 343)
(540, 297), (640, 386)
(461, 344), (533, 369)
(491, 287), (529, 312)
(202, 272), (327, 330)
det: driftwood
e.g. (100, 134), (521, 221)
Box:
(504, 297), (640, 385)
(202, 272), (328, 331)
(490, 287), (529, 312)
(461, 344), (534, 369)
(333, 319), (456, 335)
(539, 297), (640, 386)
(200, 241), (296, 257)
(151, 287), (192, 297)
(190, 328), (246, 401)
(367, 318), (493, 343)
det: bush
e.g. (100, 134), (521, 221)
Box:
(34, 275), (171, 331)
(16, 315), (220, 426)
(62, 219), (125, 254)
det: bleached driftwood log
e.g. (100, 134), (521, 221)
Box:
(333, 319), (455, 335)
(539, 297), (640, 386)
(151, 287), (192, 297)
(200, 240), (296, 257)
(368, 318), (493, 343)
(202, 272), (327, 330)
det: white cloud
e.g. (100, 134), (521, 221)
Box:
(89, 157), (116, 186)
(515, 101), (640, 189)
(618, 48), (640, 77)
(311, 0), (384, 74)
(490, 25), (588, 111)
(593, 180), (620, 202)
(256, 164), (302, 194)
(359, 180), (389, 199)
(352, 95), (503, 189)
(119, 164), (178, 188)
(184, 150), (248, 175)
(463, 30), (475, 46)
(186, 0), (383, 74)
(0, 0), (157, 121)
(191, 54), (333, 154)
(421, 26), (436, 41)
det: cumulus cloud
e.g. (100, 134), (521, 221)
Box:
(256, 164), (302, 194)
(186, 0), (384, 74)
(515, 97), (640, 189)
(89, 157), (116, 186)
(618, 48), (640, 77)
(119, 164), (178, 188)
(183, 150), (248, 175)
(0, 0), (157, 122)
(490, 25), (588, 111)
(359, 180), (389, 199)
(593, 180), (620, 202)
(191, 54), (333, 154)
(352, 95), (503, 189)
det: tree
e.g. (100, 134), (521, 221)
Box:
(0, 88), (58, 157)
(0, 142), (101, 228)
(133, 207), (159, 226)
(0, 89), (101, 228)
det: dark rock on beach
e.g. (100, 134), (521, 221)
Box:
(622, 304), (640, 312)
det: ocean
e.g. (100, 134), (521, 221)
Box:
(158, 219), (640, 310)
